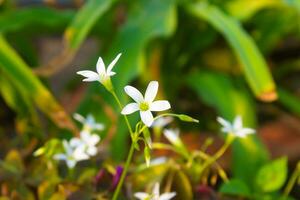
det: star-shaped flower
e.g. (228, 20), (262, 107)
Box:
(70, 130), (100, 156)
(76, 53), (121, 88)
(217, 115), (255, 138)
(73, 113), (105, 132)
(134, 183), (176, 200)
(121, 81), (171, 127)
(53, 140), (89, 168)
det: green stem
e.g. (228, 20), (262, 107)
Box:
(283, 161), (300, 197)
(200, 134), (234, 173)
(112, 140), (136, 200)
(111, 91), (134, 135)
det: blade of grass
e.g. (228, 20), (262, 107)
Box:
(187, 2), (277, 102)
(0, 35), (76, 133)
(35, 0), (113, 76)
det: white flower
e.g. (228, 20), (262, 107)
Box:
(217, 115), (255, 138)
(134, 183), (176, 200)
(151, 117), (173, 128)
(53, 140), (89, 168)
(121, 81), (171, 127)
(163, 129), (181, 146)
(76, 53), (121, 83)
(70, 130), (100, 156)
(73, 113), (105, 132)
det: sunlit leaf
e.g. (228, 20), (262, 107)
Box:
(188, 2), (277, 101)
(0, 35), (76, 132)
(64, 0), (112, 50)
(219, 178), (251, 197)
(255, 157), (288, 192)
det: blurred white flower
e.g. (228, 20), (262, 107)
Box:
(151, 117), (173, 128)
(53, 140), (89, 168)
(70, 130), (100, 156)
(217, 115), (255, 138)
(73, 113), (105, 132)
(121, 81), (171, 127)
(76, 53), (121, 83)
(134, 182), (176, 200)
(163, 129), (181, 146)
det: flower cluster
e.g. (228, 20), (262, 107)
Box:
(54, 114), (102, 168)
(134, 182), (176, 200)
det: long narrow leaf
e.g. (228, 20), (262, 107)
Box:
(188, 2), (277, 102)
(35, 0), (112, 76)
(64, 0), (112, 50)
(0, 35), (76, 132)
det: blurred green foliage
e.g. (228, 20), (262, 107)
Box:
(0, 0), (299, 199)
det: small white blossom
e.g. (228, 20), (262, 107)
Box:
(70, 131), (100, 156)
(53, 140), (89, 168)
(163, 129), (181, 146)
(134, 183), (176, 200)
(121, 81), (171, 127)
(151, 117), (173, 128)
(217, 115), (255, 138)
(76, 53), (121, 84)
(73, 113), (105, 132)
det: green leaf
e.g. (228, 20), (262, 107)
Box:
(64, 0), (112, 50)
(177, 114), (199, 123)
(0, 7), (73, 33)
(0, 35), (76, 131)
(170, 169), (193, 200)
(219, 179), (251, 197)
(143, 127), (152, 149)
(225, 0), (284, 20)
(255, 157), (288, 192)
(278, 87), (300, 117)
(144, 146), (151, 167)
(187, 70), (269, 187)
(188, 2), (277, 102)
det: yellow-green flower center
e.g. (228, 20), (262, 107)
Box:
(139, 102), (149, 111)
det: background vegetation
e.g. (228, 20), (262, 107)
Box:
(0, 0), (299, 199)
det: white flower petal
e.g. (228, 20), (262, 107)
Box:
(73, 147), (89, 161)
(53, 153), (66, 161)
(124, 86), (144, 103)
(77, 70), (99, 82)
(107, 71), (116, 76)
(107, 53), (121, 73)
(88, 134), (100, 146)
(153, 183), (160, 197)
(144, 81), (158, 102)
(96, 57), (106, 75)
(140, 110), (154, 127)
(66, 159), (76, 168)
(69, 138), (83, 148)
(159, 192), (176, 200)
(217, 117), (231, 129)
(134, 192), (149, 200)
(236, 128), (255, 137)
(150, 100), (171, 112)
(163, 129), (180, 145)
(87, 146), (98, 156)
(93, 123), (105, 130)
(233, 115), (242, 130)
(73, 113), (86, 124)
(121, 103), (139, 115)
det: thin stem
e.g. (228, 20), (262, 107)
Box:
(200, 134), (234, 173)
(112, 140), (136, 200)
(283, 161), (300, 197)
(111, 91), (134, 135)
